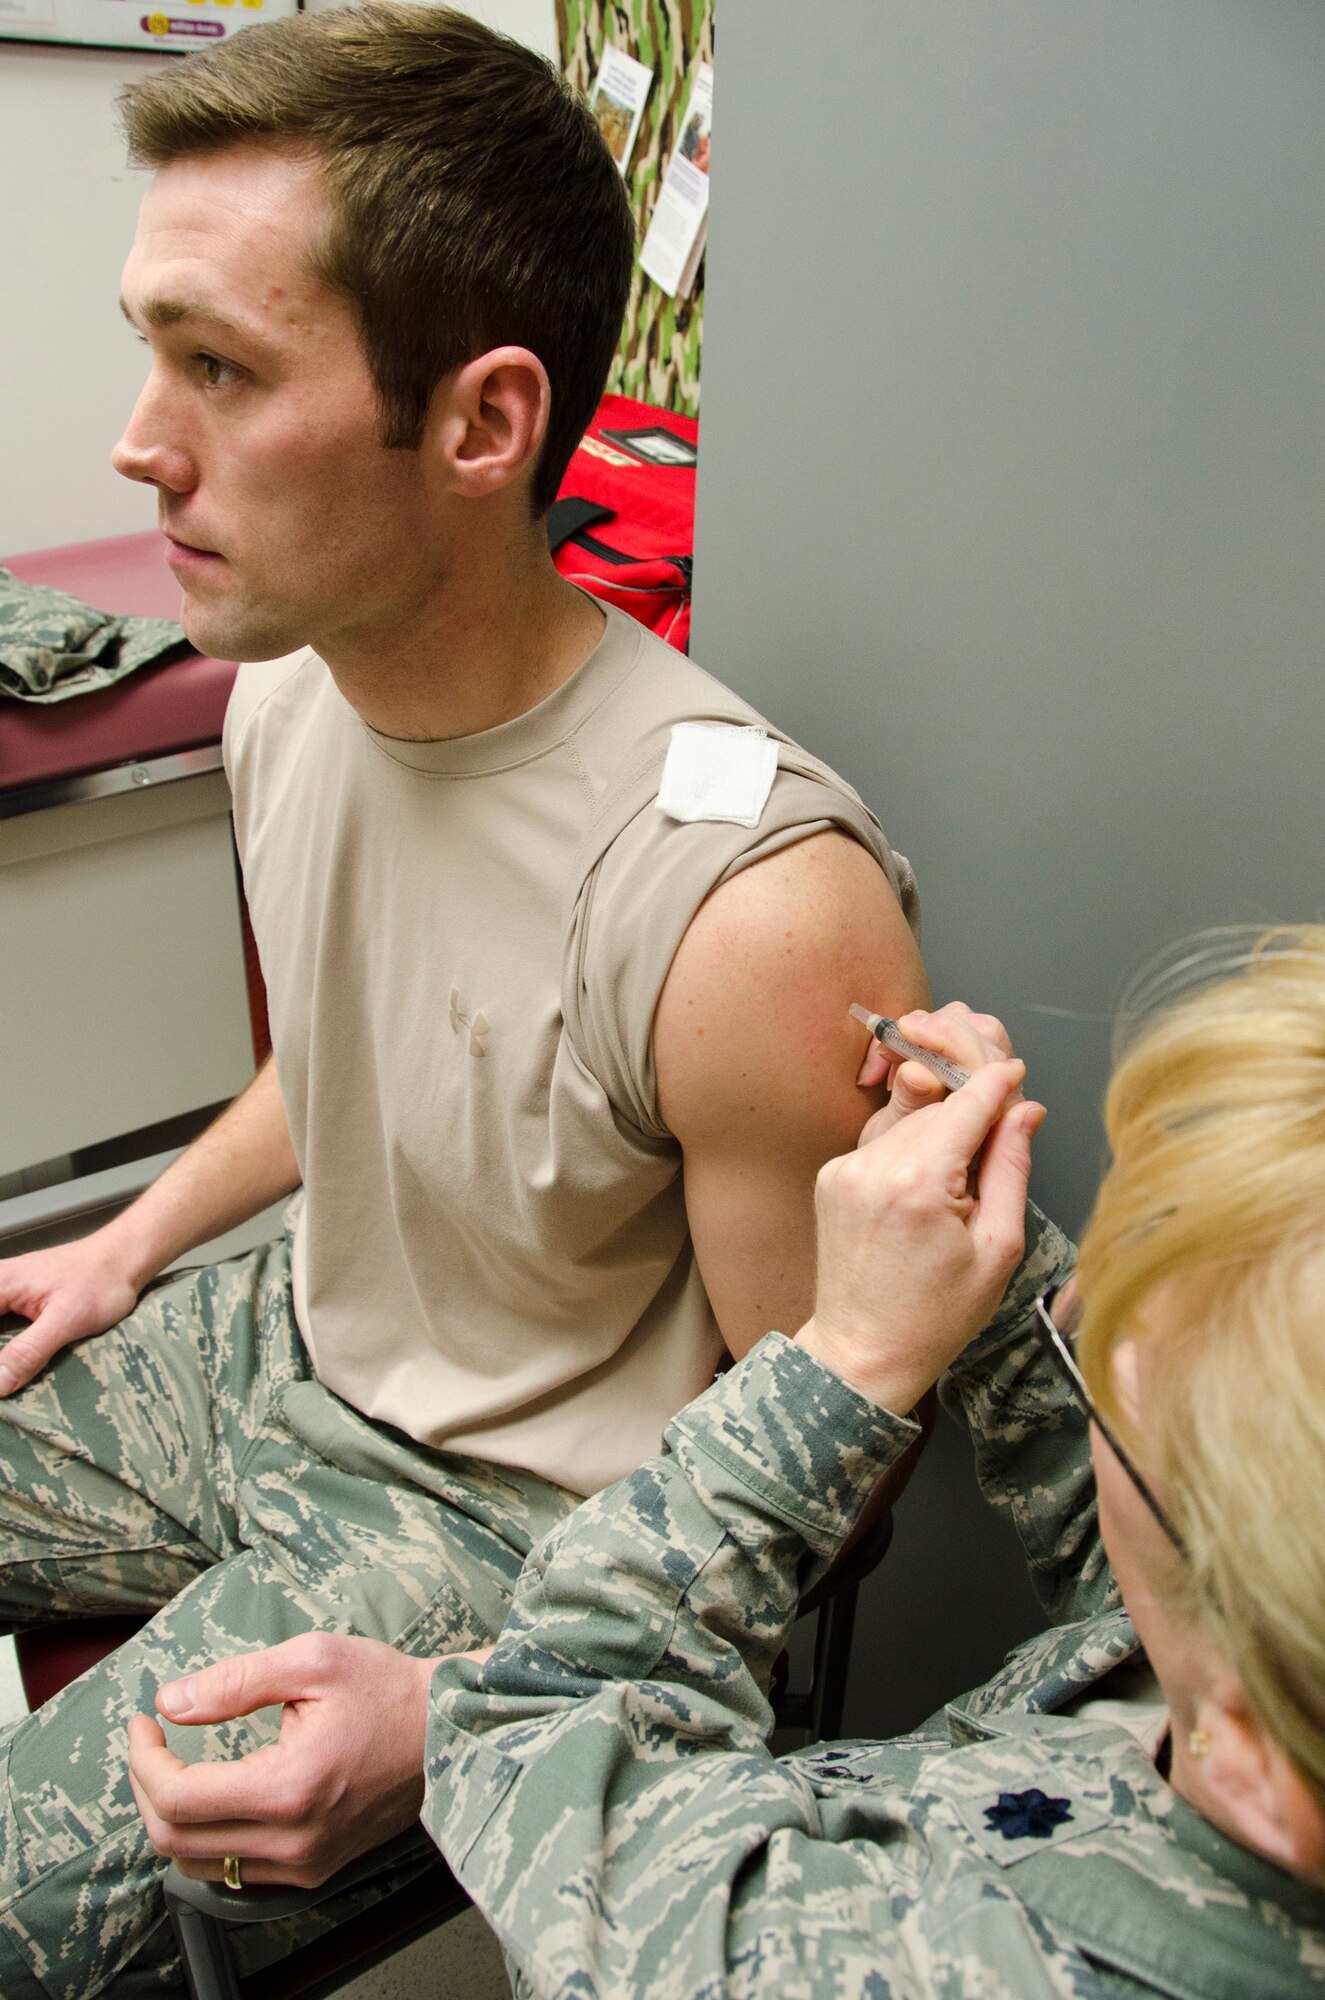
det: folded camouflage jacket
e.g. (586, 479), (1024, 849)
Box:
(0, 568), (190, 704)
(426, 1205), (1325, 1998)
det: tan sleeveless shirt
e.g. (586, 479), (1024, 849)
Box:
(224, 606), (919, 1493)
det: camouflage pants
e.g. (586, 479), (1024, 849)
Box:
(0, 1230), (578, 1999)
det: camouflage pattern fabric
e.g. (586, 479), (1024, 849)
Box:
(0, 570), (190, 705)
(0, 1216), (577, 1999)
(558, 1), (714, 415)
(425, 1204), (1325, 1997)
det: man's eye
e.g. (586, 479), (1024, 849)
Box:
(197, 353), (239, 388)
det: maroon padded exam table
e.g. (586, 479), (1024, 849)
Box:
(1, 530), (238, 803)
(1, 529), (268, 1061)
(0, 522), (268, 1290)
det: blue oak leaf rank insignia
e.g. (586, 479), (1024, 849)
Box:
(983, 1788), (1074, 1840)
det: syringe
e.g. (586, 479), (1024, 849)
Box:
(849, 1004), (971, 1092)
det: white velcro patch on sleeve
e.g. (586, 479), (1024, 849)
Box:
(655, 722), (779, 829)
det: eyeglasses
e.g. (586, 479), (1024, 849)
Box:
(1033, 1283), (1188, 1557)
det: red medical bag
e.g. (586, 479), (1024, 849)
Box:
(548, 393), (698, 652)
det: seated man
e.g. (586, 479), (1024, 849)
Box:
(0, 7), (929, 1992)
(386, 952), (1319, 1995)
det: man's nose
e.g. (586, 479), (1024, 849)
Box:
(112, 381), (196, 494)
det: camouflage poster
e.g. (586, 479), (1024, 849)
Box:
(558, 0), (716, 417)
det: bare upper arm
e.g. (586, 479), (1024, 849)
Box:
(654, 830), (929, 1359)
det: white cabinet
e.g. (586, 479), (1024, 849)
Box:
(0, 761), (254, 1183)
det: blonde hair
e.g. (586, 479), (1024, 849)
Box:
(1076, 925), (1325, 1803)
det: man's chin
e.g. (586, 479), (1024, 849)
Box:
(178, 596), (310, 665)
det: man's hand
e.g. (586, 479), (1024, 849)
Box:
(128, 1633), (440, 1888)
(0, 1059), (301, 1398)
(797, 1055), (1044, 1415)
(0, 1235), (144, 1396)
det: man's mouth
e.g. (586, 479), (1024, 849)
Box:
(164, 532), (225, 564)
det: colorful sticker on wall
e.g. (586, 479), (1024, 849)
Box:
(638, 59), (712, 301)
(0, 0), (294, 52)
(588, 44), (654, 175)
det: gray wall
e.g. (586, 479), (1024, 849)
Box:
(693, 0), (1325, 1735)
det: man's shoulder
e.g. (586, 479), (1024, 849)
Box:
(573, 613), (879, 871)
(632, 619), (764, 714)
(578, 608), (776, 788)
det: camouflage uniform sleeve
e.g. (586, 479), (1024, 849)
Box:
(423, 1335), (932, 1997)
(942, 1202), (1117, 1626)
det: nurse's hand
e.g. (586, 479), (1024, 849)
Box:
(854, 999), (1018, 1137)
(798, 1056), (1043, 1415)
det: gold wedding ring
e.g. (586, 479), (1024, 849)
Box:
(222, 1854), (244, 1893)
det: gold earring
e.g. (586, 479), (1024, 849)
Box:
(1187, 1728), (1213, 1759)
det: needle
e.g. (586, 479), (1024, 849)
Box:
(848, 1004), (971, 1091)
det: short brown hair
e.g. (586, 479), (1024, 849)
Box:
(120, 3), (634, 514)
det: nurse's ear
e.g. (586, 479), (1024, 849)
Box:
(1185, 1684), (1325, 1886)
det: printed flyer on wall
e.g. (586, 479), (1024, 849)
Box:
(639, 59), (712, 300)
(0, 0), (296, 54)
(589, 43), (653, 177)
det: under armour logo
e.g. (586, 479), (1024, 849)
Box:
(449, 985), (489, 1059)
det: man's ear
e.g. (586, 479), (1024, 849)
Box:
(430, 346), (550, 501)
